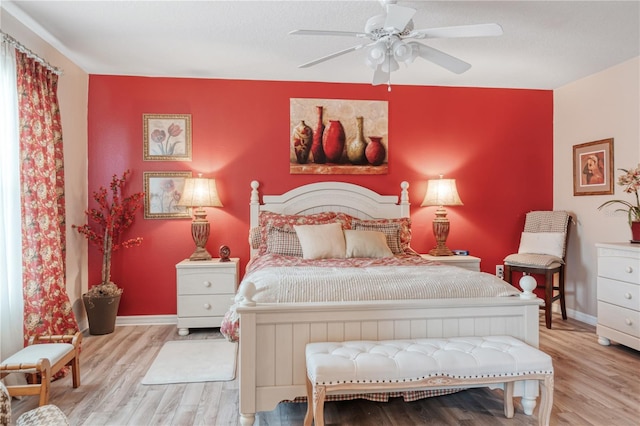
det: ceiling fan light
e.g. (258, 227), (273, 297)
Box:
(392, 39), (412, 62)
(365, 43), (387, 68)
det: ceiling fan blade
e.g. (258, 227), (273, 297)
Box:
(372, 66), (389, 86)
(383, 4), (416, 31)
(410, 23), (503, 39)
(409, 42), (471, 74)
(290, 29), (368, 38)
(298, 44), (367, 68)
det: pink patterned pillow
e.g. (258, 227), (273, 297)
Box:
(258, 211), (339, 255)
(351, 217), (412, 254)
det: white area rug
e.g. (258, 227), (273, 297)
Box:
(141, 339), (237, 385)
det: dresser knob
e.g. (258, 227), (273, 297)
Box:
(203, 303), (211, 310)
(625, 266), (633, 273)
(624, 292), (632, 299)
(203, 281), (212, 287)
(625, 318), (633, 326)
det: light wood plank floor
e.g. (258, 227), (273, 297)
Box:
(9, 314), (640, 425)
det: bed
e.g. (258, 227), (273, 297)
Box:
(233, 180), (542, 425)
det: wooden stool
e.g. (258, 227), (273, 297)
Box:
(0, 332), (81, 406)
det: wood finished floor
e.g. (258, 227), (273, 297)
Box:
(9, 314), (640, 425)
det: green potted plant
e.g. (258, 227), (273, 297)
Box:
(73, 170), (144, 334)
(598, 164), (640, 241)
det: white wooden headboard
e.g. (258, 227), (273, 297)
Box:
(249, 180), (410, 230)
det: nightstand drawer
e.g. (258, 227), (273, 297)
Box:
(598, 256), (640, 284)
(178, 270), (236, 295)
(597, 301), (640, 338)
(178, 294), (234, 317)
(597, 277), (640, 310)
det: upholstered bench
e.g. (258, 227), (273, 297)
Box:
(304, 336), (553, 426)
(0, 332), (81, 406)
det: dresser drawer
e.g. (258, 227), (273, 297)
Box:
(597, 277), (640, 311)
(597, 301), (640, 338)
(598, 256), (640, 284)
(177, 270), (236, 294)
(178, 294), (234, 317)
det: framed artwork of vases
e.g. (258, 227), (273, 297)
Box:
(289, 98), (388, 175)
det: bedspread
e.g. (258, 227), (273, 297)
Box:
(237, 253), (521, 303)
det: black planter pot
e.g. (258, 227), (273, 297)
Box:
(82, 293), (121, 335)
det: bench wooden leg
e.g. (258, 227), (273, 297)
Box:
(312, 384), (326, 426)
(503, 381), (515, 418)
(537, 375), (554, 426)
(304, 377), (313, 426)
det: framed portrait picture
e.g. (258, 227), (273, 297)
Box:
(143, 114), (192, 161)
(573, 138), (614, 196)
(143, 171), (192, 219)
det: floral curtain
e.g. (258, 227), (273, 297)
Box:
(16, 51), (78, 343)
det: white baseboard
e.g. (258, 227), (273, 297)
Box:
(115, 315), (177, 326)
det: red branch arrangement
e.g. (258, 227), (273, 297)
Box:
(74, 170), (144, 296)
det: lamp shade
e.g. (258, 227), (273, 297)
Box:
(421, 178), (463, 207)
(177, 177), (223, 208)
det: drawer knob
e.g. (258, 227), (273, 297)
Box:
(625, 318), (633, 326)
(203, 303), (211, 310)
(625, 266), (633, 274)
(203, 281), (212, 287)
(625, 292), (632, 300)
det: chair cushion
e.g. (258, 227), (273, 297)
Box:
(0, 381), (11, 425)
(504, 253), (563, 268)
(518, 232), (565, 258)
(16, 405), (69, 426)
(1, 343), (74, 372)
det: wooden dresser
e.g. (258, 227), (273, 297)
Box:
(175, 258), (239, 336)
(596, 243), (640, 350)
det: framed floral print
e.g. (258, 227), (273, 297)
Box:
(143, 171), (192, 219)
(573, 138), (614, 196)
(143, 114), (192, 161)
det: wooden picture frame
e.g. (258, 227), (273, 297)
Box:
(143, 171), (192, 219)
(573, 138), (614, 196)
(143, 114), (192, 161)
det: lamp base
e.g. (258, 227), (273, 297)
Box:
(189, 215), (212, 261)
(429, 245), (454, 256)
(189, 246), (212, 261)
(429, 206), (454, 256)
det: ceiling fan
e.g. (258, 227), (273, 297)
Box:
(290, 0), (503, 89)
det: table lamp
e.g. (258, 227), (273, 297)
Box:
(421, 175), (463, 256)
(177, 175), (223, 261)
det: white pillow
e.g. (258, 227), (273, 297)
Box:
(344, 230), (393, 258)
(294, 223), (346, 259)
(518, 232), (565, 258)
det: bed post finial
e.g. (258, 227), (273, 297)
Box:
(400, 181), (410, 217)
(250, 181), (260, 204)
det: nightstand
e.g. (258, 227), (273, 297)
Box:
(176, 258), (239, 336)
(420, 254), (481, 272)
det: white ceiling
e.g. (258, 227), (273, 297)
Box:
(2, 0), (639, 90)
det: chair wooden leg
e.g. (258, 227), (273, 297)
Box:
(544, 271), (553, 329)
(559, 267), (567, 320)
(504, 265), (512, 284)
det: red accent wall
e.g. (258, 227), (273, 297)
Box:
(87, 76), (553, 316)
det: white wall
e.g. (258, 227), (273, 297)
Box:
(1, 9), (89, 327)
(554, 57), (640, 324)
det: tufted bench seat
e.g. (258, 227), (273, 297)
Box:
(304, 336), (553, 426)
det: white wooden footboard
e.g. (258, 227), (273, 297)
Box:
(237, 297), (541, 425)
